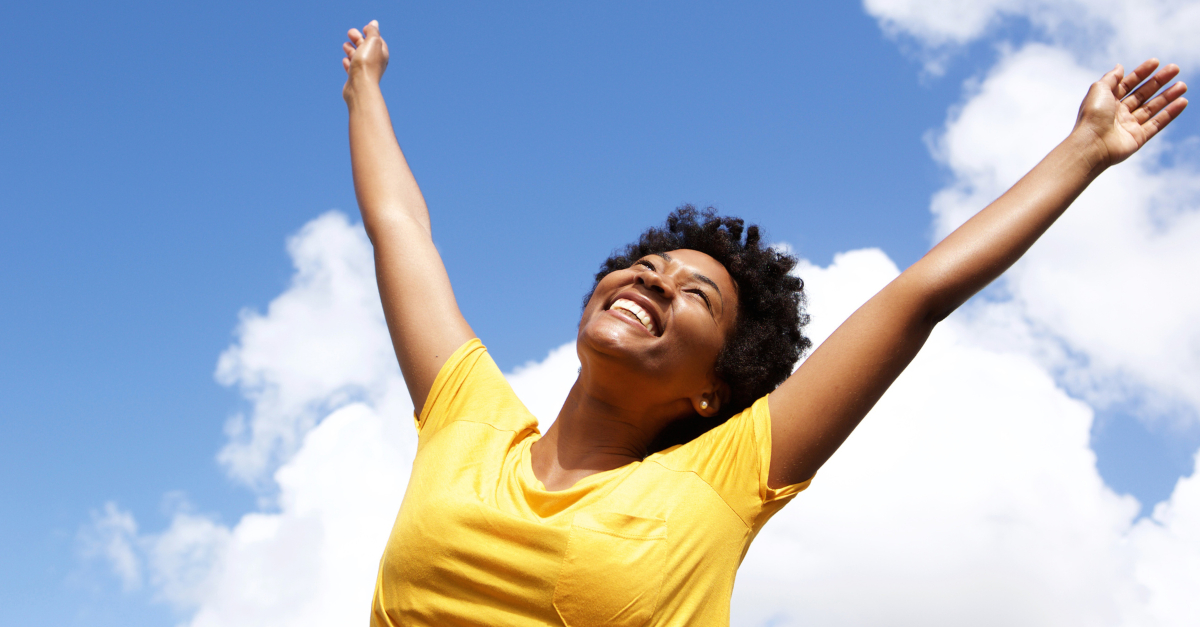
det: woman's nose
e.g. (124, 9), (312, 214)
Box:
(637, 267), (675, 297)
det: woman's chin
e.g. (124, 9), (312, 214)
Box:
(577, 317), (656, 367)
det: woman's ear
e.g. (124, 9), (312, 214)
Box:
(692, 378), (731, 417)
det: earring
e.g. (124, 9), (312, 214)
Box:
(700, 400), (709, 410)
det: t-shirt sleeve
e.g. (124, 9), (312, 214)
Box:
(656, 395), (810, 531)
(413, 338), (538, 443)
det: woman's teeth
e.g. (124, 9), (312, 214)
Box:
(609, 298), (657, 335)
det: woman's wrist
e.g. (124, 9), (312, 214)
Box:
(1065, 127), (1115, 176)
(343, 75), (382, 107)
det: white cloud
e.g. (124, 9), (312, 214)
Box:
(213, 211), (405, 487)
(1130, 458), (1200, 624)
(145, 508), (232, 610)
(863, 0), (1200, 73)
(82, 214), (579, 626)
(732, 248), (1200, 626)
(736, 251), (1149, 626)
(865, 0), (1024, 48)
(81, 502), (143, 592)
(178, 403), (410, 626)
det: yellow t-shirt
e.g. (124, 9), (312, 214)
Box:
(371, 339), (808, 627)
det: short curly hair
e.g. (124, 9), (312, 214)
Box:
(587, 205), (812, 448)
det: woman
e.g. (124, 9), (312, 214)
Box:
(341, 20), (1187, 627)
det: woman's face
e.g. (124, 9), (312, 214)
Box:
(577, 249), (739, 413)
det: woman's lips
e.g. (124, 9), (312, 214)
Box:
(608, 298), (659, 335)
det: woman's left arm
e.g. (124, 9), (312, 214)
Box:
(766, 60), (1188, 489)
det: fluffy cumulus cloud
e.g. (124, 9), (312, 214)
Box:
(92, 215), (424, 625)
(864, 0), (1200, 70)
(733, 250), (1200, 626)
(85, 1), (1200, 624)
(87, 214), (578, 626)
(214, 211), (407, 487)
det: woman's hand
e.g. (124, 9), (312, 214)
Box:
(1073, 59), (1188, 169)
(342, 20), (389, 103)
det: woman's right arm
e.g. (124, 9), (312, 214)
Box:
(765, 60), (1186, 488)
(343, 21), (475, 413)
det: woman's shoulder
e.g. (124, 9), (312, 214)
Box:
(651, 397), (766, 460)
(649, 396), (808, 525)
(416, 338), (538, 439)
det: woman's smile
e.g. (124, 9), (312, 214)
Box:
(607, 293), (661, 336)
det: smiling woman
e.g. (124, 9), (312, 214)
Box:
(341, 17), (1188, 627)
(581, 209), (811, 450)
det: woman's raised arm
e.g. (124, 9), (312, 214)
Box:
(767, 60), (1189, 488)
(343, 21), (475, 413)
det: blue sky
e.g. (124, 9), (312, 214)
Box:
(3, 1), (1199, 625)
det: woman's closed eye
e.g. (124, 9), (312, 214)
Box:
(635, 259), (656, 271)
(688, 288), (712, 311)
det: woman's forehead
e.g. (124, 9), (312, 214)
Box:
(656, 249), (725, 271)
(655, 250), (736, 290)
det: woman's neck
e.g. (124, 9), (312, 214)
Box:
(530, 377), (685, 491)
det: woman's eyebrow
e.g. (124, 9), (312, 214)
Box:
(652, 253), (724, 307)
(692, 273), (724, 307)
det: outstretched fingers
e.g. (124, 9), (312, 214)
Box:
(1116, 59), (1159, 99)
(1123, 62), (1179, 111)
(1135, 80), (1188, 124)
(1141, 87), (1189, 143)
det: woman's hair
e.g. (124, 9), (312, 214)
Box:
(587, 205), (812, 448)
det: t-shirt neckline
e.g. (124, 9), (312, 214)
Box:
(518, 435), (643, 497)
